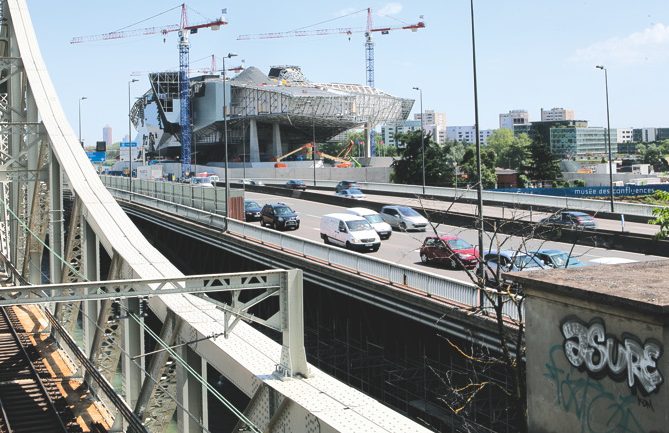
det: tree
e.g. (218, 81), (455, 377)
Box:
(460, 145), (497, 188)
(391, 131), (465, 187)
(649, 190), (669, 239)
(528, 139), (561, 183)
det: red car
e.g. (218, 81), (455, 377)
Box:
(419, 235), (479, 269)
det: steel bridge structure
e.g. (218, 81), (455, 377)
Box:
(0, 1), (432, 432)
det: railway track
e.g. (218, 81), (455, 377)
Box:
(0, 307), (83, 433)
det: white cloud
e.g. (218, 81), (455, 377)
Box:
(571, 23), (669, 64)
(377, 3), (403, 16)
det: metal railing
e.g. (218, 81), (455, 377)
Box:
(256, 179), (663, 218)
(100, 176), (521, 321)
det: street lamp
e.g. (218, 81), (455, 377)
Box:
(453, 161), (458, 192)
(128, 79), (139, 192)
(412, 86), (425, 195)
(223, 52), (238, 223)
(78, 96), (87, 147)
(596, 65), (615, 213)
(470, 0), (485, 285)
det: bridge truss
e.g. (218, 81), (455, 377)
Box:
(0, 0), (432, 432)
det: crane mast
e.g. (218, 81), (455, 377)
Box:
(71, 3), (227, 178)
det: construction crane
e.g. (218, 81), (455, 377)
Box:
(71, 4), (227, 178)
(237, 8), (425, 88)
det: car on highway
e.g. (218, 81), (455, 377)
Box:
(540, 211), (597, 229)
(483, 250), (548, 278)
(320, 213), (380, 252)
(240, 178), (265, 186)
(260, 202), (300, 230)
(335, 188), (366, 200)
(190, 177), (214, 188)
(530, 249), (586, 269)
(345, 207), (392, 240)
(285, 179), (307, 190)
(335, 180), (358, 193)
(420, 235), (479, 269)
(380, 205), (429, 232)
(244, 200), (262, 222)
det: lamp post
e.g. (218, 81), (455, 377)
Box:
(223, 52), (238, 222)
(78, 96), (87, 147)
(596, 65), (615, 213)
(453, 161), (458, 192)
(128, 79), (139, 192)
(412, 86), (425, 195)
(312, 121), (316, 187)
(470, 0), (485, 285)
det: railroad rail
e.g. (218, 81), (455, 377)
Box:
(0, 307), (80, 433)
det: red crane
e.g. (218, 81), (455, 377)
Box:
(237, 8), (425, 88)
(71, 4), (227, 178)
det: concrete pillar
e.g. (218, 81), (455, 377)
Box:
(249, 119), (260, 162)
(177, 345), (204, 433)
(507, 261), (669, 433)
(272, 122), (282, 158)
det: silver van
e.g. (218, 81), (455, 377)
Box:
(345, 207), (392, 240)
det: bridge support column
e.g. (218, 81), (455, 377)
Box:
(123, 297), (144, 410)
(272, 122), (282, 158)
(82, 220), (100, 355)
(177, 345), (205, 433)
(278, 269), (309, 377)
(249, 119), (260, 162)
(48, 152), (63, 288)
(135, 310), (182, 432)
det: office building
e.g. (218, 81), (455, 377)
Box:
(446, 126), (494, 146)
(381, 120), (422, 147)
(499, 109), (529, 130)
(103, 124), (112, 146)
(540, 107), (575, 122)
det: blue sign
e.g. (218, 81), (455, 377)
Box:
(494, 184), (669, 197)
(86, 151), (106, 163)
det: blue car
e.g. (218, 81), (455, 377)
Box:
(531, 249), (586, 269)
(483, 249), (548, 274)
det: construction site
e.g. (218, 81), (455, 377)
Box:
(131, 64), (414, 170)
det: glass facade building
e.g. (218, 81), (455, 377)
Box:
(550, 127), (612, 157)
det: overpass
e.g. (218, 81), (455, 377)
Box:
(0, 1), (435, 432)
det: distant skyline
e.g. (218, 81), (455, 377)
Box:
(27, 1), (669, 147)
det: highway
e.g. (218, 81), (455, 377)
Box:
(245, 191), (665, 283)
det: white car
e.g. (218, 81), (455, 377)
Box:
(190, 177), (214, 188)
(336, 188), (366, 200)
(345, 207), (392, 240)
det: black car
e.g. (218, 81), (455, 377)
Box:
(285, 179), (307, 190)
(540, 211), (597, 229)
(260, 203), (300, 230)
(244, 200), (262, 222)
(335, 180), (358, 193)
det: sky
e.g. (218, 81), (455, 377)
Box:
(26, 1), (669, 148)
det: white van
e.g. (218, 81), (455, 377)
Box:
(345, 207), (392, 240)
(320, 213), (381, 252)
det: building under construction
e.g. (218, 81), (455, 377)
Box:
(131, 65), (413, 165)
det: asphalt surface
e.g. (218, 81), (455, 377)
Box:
(244, 191), (666, 284)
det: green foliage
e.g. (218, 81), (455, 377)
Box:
(637, 143), (669, 172)
(572, 179), (586, 187)
(649, 191), (669, 239)
(391, 132), (465, 187)
(375, 144), (399, 157)
(460, 145), (497, 188)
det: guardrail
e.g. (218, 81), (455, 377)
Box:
(101, 176), (520, 321)
(256, 179), (663, 219)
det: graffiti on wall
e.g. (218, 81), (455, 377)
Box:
(545, 344), (651, 433)
(560, 317), (663, 395)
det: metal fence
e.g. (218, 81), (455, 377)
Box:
(101, 176), (521, 322)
